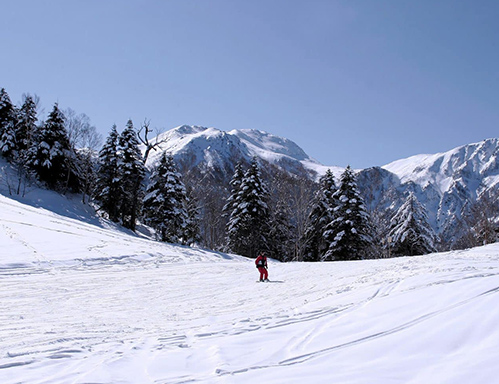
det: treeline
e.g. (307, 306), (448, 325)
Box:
(95, 121), (199, 243)
(0, 87), (448, 260)
(193, 158), (439, 261)
(0, 89), (100, 198)
(0, 88), (198, 245)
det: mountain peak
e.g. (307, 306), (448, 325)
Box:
(145, 125), (324, 177)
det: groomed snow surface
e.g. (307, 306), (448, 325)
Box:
(2, 190), (499, 383)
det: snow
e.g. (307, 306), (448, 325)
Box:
(231, 129), (311, 162)
(143, 125), (344, 179)
(382, 138), (499, 196)
(2, 175), (499, 382)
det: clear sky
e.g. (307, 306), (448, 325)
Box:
(2, 0), (499, 169)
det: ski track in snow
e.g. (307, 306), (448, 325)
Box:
(2, 249), (499, 383)
(2, 188), (499, 383)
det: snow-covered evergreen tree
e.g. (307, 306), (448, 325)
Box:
(28, 103), (78, 190)
(118, 120), (146, 231)
(323, 166), (374, 261)
(0, 88), (13, 131)
(269, 199), (295, 261)
(0, 88), (18, 158)
(302, 169), (337, 261)
(1, 94), (38, 195)
(15, 95), (37, 154)
(225, 157), (271, 258)
(223, 162), (244, 216)
(95, 125), (122, 222)
(387, 191), (437, 256)
(184, 187), (201, 246)
(143, 153), (189, 243)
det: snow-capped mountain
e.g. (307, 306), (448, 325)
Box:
(144, 125), (340, 180)
(383, 138), (499, 192)
(145, 125), (499, 246)
(376, 138), (499, 240)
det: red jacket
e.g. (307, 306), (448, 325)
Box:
(255, 255), (267, 269)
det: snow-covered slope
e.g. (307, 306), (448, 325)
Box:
(144, 125), (339, 179)
(2, 175), (499, 383)
(0, 157), (236, 268)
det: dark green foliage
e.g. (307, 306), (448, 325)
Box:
(223, 162), (244, 217)
(302, 169), (337, 261)
(323, 166), (374, 261)
(225, 157), (271, 258)
(95, 125), (122, 221)
(143, 153), (190, 243)
(15, 95), (37, 154)
(268, 198), (295, 261)
(388, 192), (436, 256)
(184, 187), (202, 245)
(28, 103), (79, 191)
(0, 88), (18, 158)
(118, 120), (146, 231)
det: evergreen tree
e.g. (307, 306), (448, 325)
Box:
(0, 88), (17, 158)
(143, 153), (189, 243)
(15, 95), (37, 154)
(323, 166), (374, 261)
(302, 169), (337, 261)
(95, 125), (122, 222)
(118, 120), (146, 231)
(2, 94), (37, 195)
(387, 192), (437, 256)
(28, 103), (77, 190)
(226, 157), (271, 258)
(184, 187), (202, 245)
(223, 162), (244, 216)
(268, 199), (295, 261)
(0, 88), (14, 131)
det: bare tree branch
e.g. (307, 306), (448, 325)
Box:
(138, 119), (168, 163)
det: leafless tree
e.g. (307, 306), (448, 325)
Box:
(266, 165), (316, 261)
(64, 108), (102, 202)
(138, 119), (168, 163)
(2, 162), (33, 197)
(456, 188), (499, 248)
(200, 184), (228, 250)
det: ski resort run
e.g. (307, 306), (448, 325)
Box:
(1, 187), (499, 383)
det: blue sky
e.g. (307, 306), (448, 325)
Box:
(2, 0), (499, 168)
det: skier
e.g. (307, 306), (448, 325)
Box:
(255, 252), (269, 282)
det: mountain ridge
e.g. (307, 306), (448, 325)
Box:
(144, 125), (499, 248)
(145, 125), (341, 179)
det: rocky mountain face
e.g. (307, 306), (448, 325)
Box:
(145, 125), (339, 182)
(360, 138), (499, 247)
(144, 125), (499, 250)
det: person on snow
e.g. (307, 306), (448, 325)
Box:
(255, 252), (269, 282)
